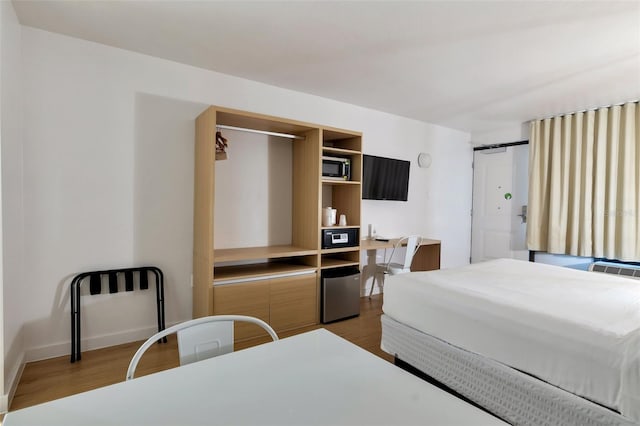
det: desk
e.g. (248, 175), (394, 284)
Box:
(5, 329), (505, 426)
(360, 237), (441, 271)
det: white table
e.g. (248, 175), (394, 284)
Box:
(5, 329), (506, 425)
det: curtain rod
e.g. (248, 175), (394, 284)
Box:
(532, 99), (639, 122)
(474, 140), (528, 151)
(216, 124), (305, 140)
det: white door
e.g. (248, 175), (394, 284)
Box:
(471, 144), (528, 263)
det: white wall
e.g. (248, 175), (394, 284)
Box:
(1, 0), (24, 409)
(132, 94), (205, 334)
(360, 120), (471, 295)
(16, 26), (472, 364)
(472, 122), (529, 146)
(361, 119), (471, 268)
(214, 130), (293, 250)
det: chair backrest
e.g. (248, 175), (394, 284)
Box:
(401, 235), (421, 268)
(177, 320), (233, 365)
(126, 315), (278, 380)
(387, 235), (422, 270)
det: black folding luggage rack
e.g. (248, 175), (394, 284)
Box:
(70, 266), (166, 363)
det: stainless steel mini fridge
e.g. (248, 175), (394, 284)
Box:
(321, 267), (361, 323)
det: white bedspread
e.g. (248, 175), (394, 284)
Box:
(382, 258), (640, 422)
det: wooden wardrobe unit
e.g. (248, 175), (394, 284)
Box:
(193, 106), (362, 344)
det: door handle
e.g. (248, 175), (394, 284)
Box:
(517, 205), (527, 224)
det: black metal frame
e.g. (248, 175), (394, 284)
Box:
(70, 266), (166, 363)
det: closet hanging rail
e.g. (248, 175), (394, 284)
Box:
(216, 124), (305, 140)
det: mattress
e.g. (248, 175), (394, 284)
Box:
(382, 259), (640, 422)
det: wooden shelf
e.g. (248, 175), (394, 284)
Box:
(216, 107), (315, 137)
(214, 262), (317, 283)
(214, 245), (317, 263)
(321, 225), (360, 230)
(321, 247), (360, 254)
(320, 259), (360, 270)
(322, 128), (361, 141)
(322, 147), (361, 156)
(322, 179), (361, 185)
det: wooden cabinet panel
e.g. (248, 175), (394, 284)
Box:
(193, 107), (216, 318)
(292, 129), (320, 250)
(270, 275), (317, 332)
(213, 281), (270, 340)
(411, 243), (441, 271)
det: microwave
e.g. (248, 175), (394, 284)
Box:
(322, 156), (351, 181)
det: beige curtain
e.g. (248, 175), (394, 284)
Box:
(527, 101), (640, 261)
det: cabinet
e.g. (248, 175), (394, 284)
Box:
(212, 281), (270, 340)
(270, 274), (317, 331)
(213, 274), (316, 340)
(193, 106), (362, 342)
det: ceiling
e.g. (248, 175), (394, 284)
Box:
(12, 1), (640, 137)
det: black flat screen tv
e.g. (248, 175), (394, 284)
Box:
(362, 154), (410, 201)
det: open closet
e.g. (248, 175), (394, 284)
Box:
(193, 106), (362, 345)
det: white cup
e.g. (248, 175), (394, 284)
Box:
(339, 214), (347, 226)
(323, 207), (337, 227)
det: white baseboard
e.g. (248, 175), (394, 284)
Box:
(1, 351), (25, 413)
(25, 321), (182, 363)
(0, 393), (8, 414)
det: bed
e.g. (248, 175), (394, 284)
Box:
(381, 258), (640, 426)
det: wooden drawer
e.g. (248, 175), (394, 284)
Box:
(269, 274), (317, 332)
(212, 281), (270, 340)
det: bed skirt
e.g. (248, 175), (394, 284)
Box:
(381, 314), (636, 426)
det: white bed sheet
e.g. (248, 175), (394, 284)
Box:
(382, 258), (640, 422)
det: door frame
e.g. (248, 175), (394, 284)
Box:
(471, 140), (529, 263)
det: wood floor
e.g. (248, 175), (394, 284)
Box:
(10, 294), (391, 412)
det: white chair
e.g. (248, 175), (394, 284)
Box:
(126, 315), (278, 380)
(369, 235), (422, 297)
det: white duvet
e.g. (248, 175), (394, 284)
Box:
(383, 258), (640, 422)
